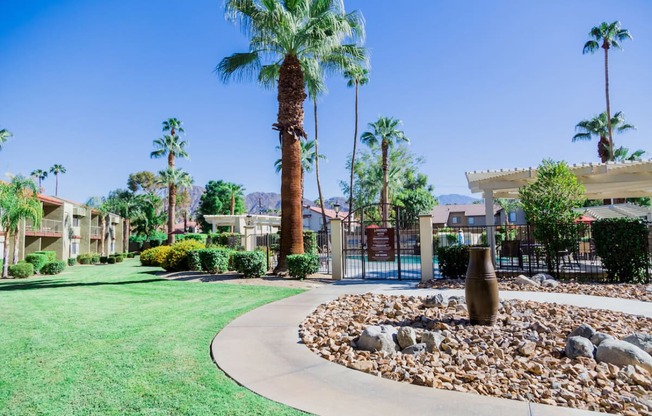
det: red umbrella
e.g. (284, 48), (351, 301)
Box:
(575, 214), (596, 224)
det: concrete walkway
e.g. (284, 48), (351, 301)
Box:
(212, 280), (652, 416)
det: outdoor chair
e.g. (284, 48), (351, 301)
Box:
(499, 239), (523, 269)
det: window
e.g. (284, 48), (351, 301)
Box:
(451, 216), (459, 224)
(467, 217), (475, 225)
(72, 242), (79, 255)
(73, 217), (80, 227)
(508, 211), (517, 223)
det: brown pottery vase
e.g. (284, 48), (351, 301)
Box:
(465, 247), (499, 326)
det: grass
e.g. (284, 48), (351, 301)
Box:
(0, 259), (305, 415)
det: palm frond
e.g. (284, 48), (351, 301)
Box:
(216, 52), (262, 83)
(582, 40), (599, 54)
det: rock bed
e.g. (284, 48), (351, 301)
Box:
(418, 278), (652, 303)
(299, 294), (652, 415)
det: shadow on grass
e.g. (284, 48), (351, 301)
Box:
(0, 277), (164, 291)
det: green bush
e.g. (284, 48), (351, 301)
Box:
(8, 262), (34, 278)
(91, 254), (100, 264)
(112, 254), (124, 263)
(25, 253), (49, 273)
(176, 233), (207, 244)
(592, 218), (649, 283)
(187, 250), (203, 272)
(140, 246), (172, 267)
(34, 251), (56, 262)
(67, 258), (76, 266)
(437, 245), (469, 278)
(41, 261), (66, 275)
(233, 251), (266, 278)
(287, 254), (319, 279)
(198, 248), (232, 274)
(207, 232), (242, 249)
(78, 257), (91, 265)
(302, 231), (317, 255)
(100, 256), (108, 264)
(162, 240), (206, 272)
(126, 252), (136, 258)
(107, 257), (116, 264)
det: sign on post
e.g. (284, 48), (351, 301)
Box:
(366, 227), (395, 261)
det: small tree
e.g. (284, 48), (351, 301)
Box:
(519, 160), (585, 274)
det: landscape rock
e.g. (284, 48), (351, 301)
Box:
(623, 333), (652, 355)
(532, 273), (554, 284)
(565, 336), (595, 359)
(397, 327), (417, 349)
(357, 325), (399, 354)
(569, 324), (596, 340)
(596, 339), (652, 373)
(402, 343), (427, 355)
(421, 331), (444, 352)
(541, 279), (560, 288)
(590, 332), (614, 347)
(423, 293), (446, 308)
(514, 275), (540, 286)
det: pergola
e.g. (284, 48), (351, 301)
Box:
(466, 160), (652, 259)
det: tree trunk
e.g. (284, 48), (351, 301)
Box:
(55, 174), (59, 196)
(381, 140), (389, 227)
(603, 44), (613, 161)
(2, 229), (9, 278)
(598, 135), (609, 163)
(275, 54), (306, 273)
(348, 80), (359, 230)
(123, 219), (128, 254)
(100, 217), (105, 256)
(314, 99), (328, 231)
(168, 183), (176, 245)
(12, 224), (20, 265)
(230, 193), (235, 233)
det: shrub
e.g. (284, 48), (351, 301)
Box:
(8, 262), (34, 278)
(592, 218), (649, 283)
(41, 261), (66, 275)
(176, 233), (207, 244)
(77, 253), (94, 265)
(187, 250), (203, 272)
(34, 251), (56, 262)
(162, 240), (206, 272)
(91, 254), (100, 264)
(198, 248), (232, 274)
(140, 246), (172, 267)
(437, 245), (469, 278)
(25, 253), (49, 273)
(107, 257), (116, 264)
(207, 232), (242, 249)
(112, 254), (124, 263)
(233, 251), (266, 278)
(100, 256), (108, 264)
(126, 252), (136, 258)
(67, 258), (76, 266)
(303, 231), (317, 255)
(287, 254), (319, 279)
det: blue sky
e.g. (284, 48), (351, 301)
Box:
(1, 1), (651, 204)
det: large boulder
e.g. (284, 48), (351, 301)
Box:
(531, 273), (554, 284)
(423, 293), (446, 308)
(357, 325), (399, 354)
(623, 333), (652, 355)
(590, 332), (614, 347)
(514, 275), (540, 287)
(421, 331), (445, 352)
(541, 279), (559, 288)
(569, 324), (596, 340)
(565, 336), (595, 359)
(397, 327), (417, 349)
(596, 339), (652, 373)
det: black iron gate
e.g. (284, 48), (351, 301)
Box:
(341, 204), (421, 280)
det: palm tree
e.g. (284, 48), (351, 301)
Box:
(30, 169), (48, 192)
(0, 129), (13, 152)
(583, 21), (632, 160)
(157, 168), (193, 243)
(344, 66), (369, 227)
(573, 111), (635, 162)
(217, 0), (366, 271)
(86, 197), (108, 255)
(614, 146), (645, 162)
(223, 183), (246, 233)
(151, 118), (189, 244)
(0, 176), (42, 277)
(360, 117), (409, 225)
(49, 164), (66, 196)
(274, 139), (325, 199)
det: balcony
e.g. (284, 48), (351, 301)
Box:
(73, 207), (87, 217)
(25, 219), (62, 237)
(91, 226), (103, 239)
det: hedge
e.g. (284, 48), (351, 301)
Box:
(107, 257), (116, 264)
(592, 218), (650, 283)
(162, 240), (206, 272)
(140, 246), (171, 267)
(8, 262), (34, 278)
(287, 254), (319, 279)
(233, 251), (266, 278)
(25, 253), (49, 273)
(100, 256), (108, 264)
(303, 231), (318, 255)
(437, 245), (469, 278)
(207, 232), (242, 249)
(34, 251), (56, 262)
(198, 248), (232, 274)
(187, 250), (203, 272)
(41, 261), (66, 275)
(176, 233), (207, 244)
(67, 258), (76, 266)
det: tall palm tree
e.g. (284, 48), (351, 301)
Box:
(360, 116), (409, 225)
(157, 168), (193, 243)
(217, 0), (366, 271)
(49, 164), (66, 196)
(573, 111), (635, 162)
(151, 118), (189, 244)
(614, 146), (645, 162)
(0, 129), (13, 152)
(0, 176), (42, 277)
(222, 183), (246, 233)
(344, 66), (368, 227)
(30, 169), (48, 192)
(583, 21), (632, 161)
(274, 139), (326, 199)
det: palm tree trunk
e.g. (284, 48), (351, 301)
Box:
(2, 229), (10, 278)
(168, 184), (176, 245)
(604, 45), (613, 161)
(314, 100), (328, 232)
(123, 219), (128, 254)
(55, 174), (59, 196)
(275, 54), (306, 273)
(381, 140), (389, 227)
(348, 80), (359, 230)
(230, 193), (235, 233)
(100, 217), (105, 256)
(12, 225), (20, 264)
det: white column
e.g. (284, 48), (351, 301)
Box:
(244, 225), (255, 251)
(331, 219), (343, 280)
(419, 214), (433, 282)
(484, 190), (496, 265)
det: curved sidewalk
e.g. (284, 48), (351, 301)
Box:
(212, 281), (652, 416)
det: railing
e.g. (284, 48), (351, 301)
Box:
(25, 219), (62, 235)
(90, 226), (102, 238)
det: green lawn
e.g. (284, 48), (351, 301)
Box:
(0, 259), (305, 415)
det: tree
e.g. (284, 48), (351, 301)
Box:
(613, 146), (645, 162)
(360, 116), (409, 225)
(223, 183), (246, 233)
(30, 169), (48, 192)
(150, 118), (189, 244)
(86, 196), (109, 255)
(583, 21), (632, 161)
(217, 0), (366, 271)
(130, 193), (166, 245)
(306, 68), (329, 231)
(274, 139), (325, 198)
(344, 65), (368, 228)
(519, 160), (586, 274)
(572, 111), (635, 162)
(49, 164), (66, 196)
(394, 171), (437, 222)
(0, 129), (13, 152)
(196, 180), (246, 233)
(104, 189), (138, 253)
(127, 171), (159, 194)
(157, 168), (193, 243)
